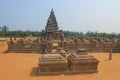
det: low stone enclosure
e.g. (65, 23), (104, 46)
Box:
(7, 37), (120, 53)
(38, 49), (99, 74)
(6, 9), (120, 53)
(38, 54), (68, 74)
(0, 39), (7, 53)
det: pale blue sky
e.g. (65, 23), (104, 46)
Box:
(0, 0), (120, 33)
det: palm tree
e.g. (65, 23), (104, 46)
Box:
(1, 25), (9, 37)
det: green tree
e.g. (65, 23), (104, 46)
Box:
(2, 25), (9, 36)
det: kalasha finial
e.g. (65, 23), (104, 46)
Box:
(52, 8), (53, 11)
(51, 8), (54, 13)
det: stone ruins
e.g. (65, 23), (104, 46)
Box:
(6, 9), (100, 74)
(38, 54), (68, 74)
(67, 49), (99, 73)
(0, 39), (7, 53)
(37, 9), (99, 74)
(7, 9), (119, 53)
(38, 49), (99, 74)
(41, 9), (64, 41)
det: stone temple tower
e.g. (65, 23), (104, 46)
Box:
(45, 9), (58, 31)
(42, 9), (64, 41)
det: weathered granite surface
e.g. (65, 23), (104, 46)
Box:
(38, 54), (68, 73)
(67, 49), (99, 72)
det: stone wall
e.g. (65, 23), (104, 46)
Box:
(7, 37), (120, 53)
(0, 39), (8, 53)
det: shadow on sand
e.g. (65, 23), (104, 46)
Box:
(30, 67), (95, 77)
(30, 67), (39, 77)
(30, 67), (62, 77)
(64, 72), (95, 76)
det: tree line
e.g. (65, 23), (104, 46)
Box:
(0, 25), (41, 37)
(0, 25), (120, 38)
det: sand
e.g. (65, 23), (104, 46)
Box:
(0, 53), (120, 80)
(0, 42), (120, 80)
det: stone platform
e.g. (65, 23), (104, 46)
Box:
(67, 49), (99, 72)
(38, 49), (99, 74)
(38, 54), (68, 74)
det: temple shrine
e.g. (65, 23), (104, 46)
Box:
(38, 9), (99, 74)
(6, 9), (99, 74)
(41, 9), (64, 41)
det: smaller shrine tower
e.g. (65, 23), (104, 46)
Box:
(42, 9), (64, 41)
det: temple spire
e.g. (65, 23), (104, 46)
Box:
(45, 9), (58, 31)
(51, 8), (54, 13)
(42, 9), (64, 40)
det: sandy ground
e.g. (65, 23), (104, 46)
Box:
(0, 43), (120, 80)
